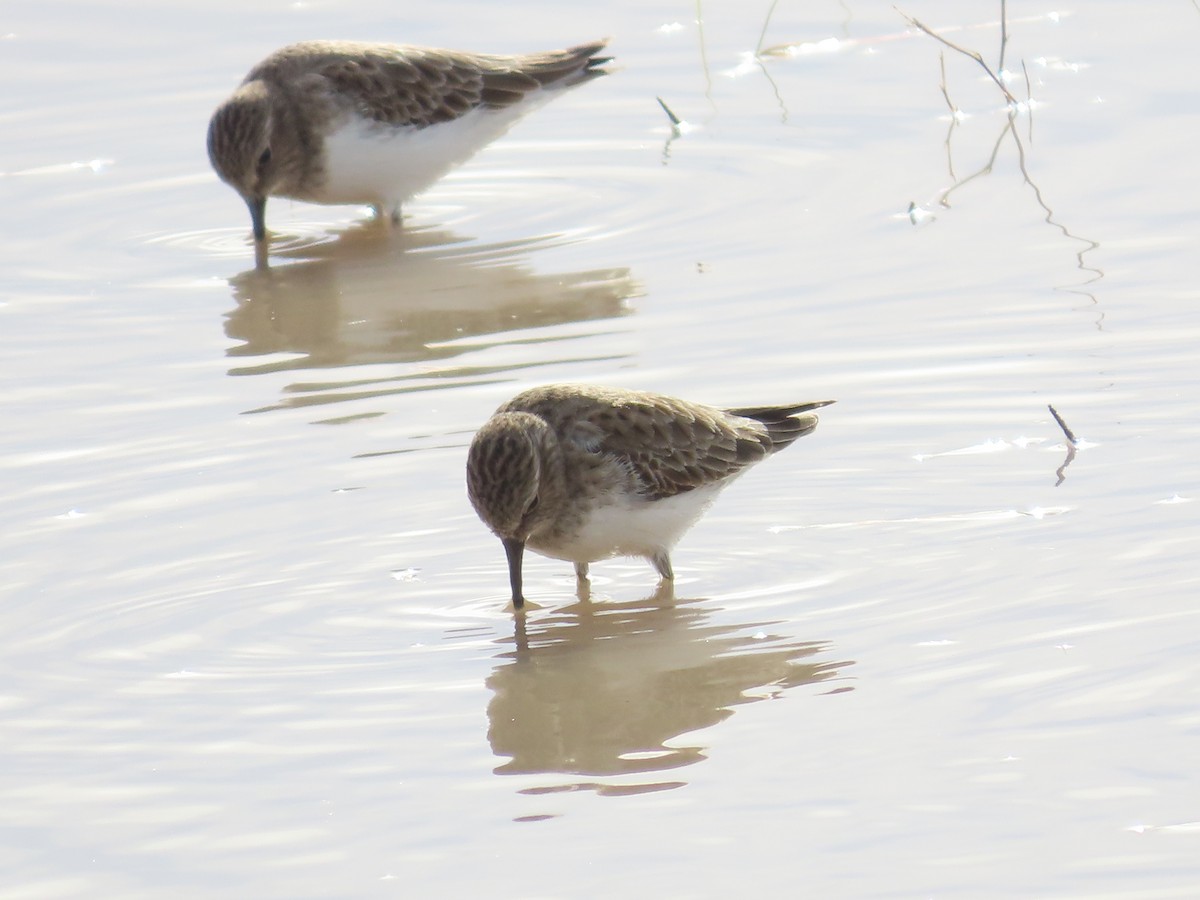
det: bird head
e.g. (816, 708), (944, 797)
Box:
(207, 82), (280, 241)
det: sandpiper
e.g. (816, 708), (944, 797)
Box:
(466, 384), (834, 609)
(207, 39), (610, 241)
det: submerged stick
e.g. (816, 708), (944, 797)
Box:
(656, 96), (682, 127)
(1048, 404), (1078, 446)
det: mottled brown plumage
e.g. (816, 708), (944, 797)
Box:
(466, 384), (834, 608)
(207, 39), (610, 240)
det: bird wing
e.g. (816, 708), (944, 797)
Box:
(261, 41), (608, 129)
(594, 398), (774, 500)
(723, 400), (835, 452)
(504, 386), (774, 502)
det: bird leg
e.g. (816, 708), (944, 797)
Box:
(371, 202), (403, 228)
(651, 551), (674, 581)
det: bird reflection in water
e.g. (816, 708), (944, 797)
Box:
(221, 223), (638, 412)
(486, 588), (852, 795)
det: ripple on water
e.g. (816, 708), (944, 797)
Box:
(144, 223), (342, 259)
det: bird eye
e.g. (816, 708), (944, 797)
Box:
(257, 147), (272, 169)
(525, 495), (540, 515)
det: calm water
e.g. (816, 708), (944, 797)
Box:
(3, 1), (1199, 896)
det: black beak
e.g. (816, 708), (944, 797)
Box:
(502, 537), (525, 610)
(246, 195), (267, 242)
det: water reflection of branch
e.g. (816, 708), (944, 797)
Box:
(838, 0), (855, 37)
(1054, 443), (1077, 486)
(939, 52), (960, 181)
(1007, 122), (1105, 306)
(656, 96), (684, 164)
(930, 114), (1104, 316)
(936, 119), (1009, 209)
(755, 59), (789, 123)
(1048, 404), (1079, 486)
(907, 3), (1104, 321)
(753, 0), (790, 122)
(1020, 59), (1034, 145)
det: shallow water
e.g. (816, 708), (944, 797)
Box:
(3, 0), (1199, 896)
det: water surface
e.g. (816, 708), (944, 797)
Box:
(3, 1), (1199, 896)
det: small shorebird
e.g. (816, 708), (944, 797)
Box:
(466, 384), (834, 609)
(207, 39), (610, 241)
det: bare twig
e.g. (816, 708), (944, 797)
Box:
(896, 7), (1018, 104)
(1048, 404), (1078, 446)
(756, 0), (783, 56)
(696, 0), (715, 111)
(998, 0), (1009, 75)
